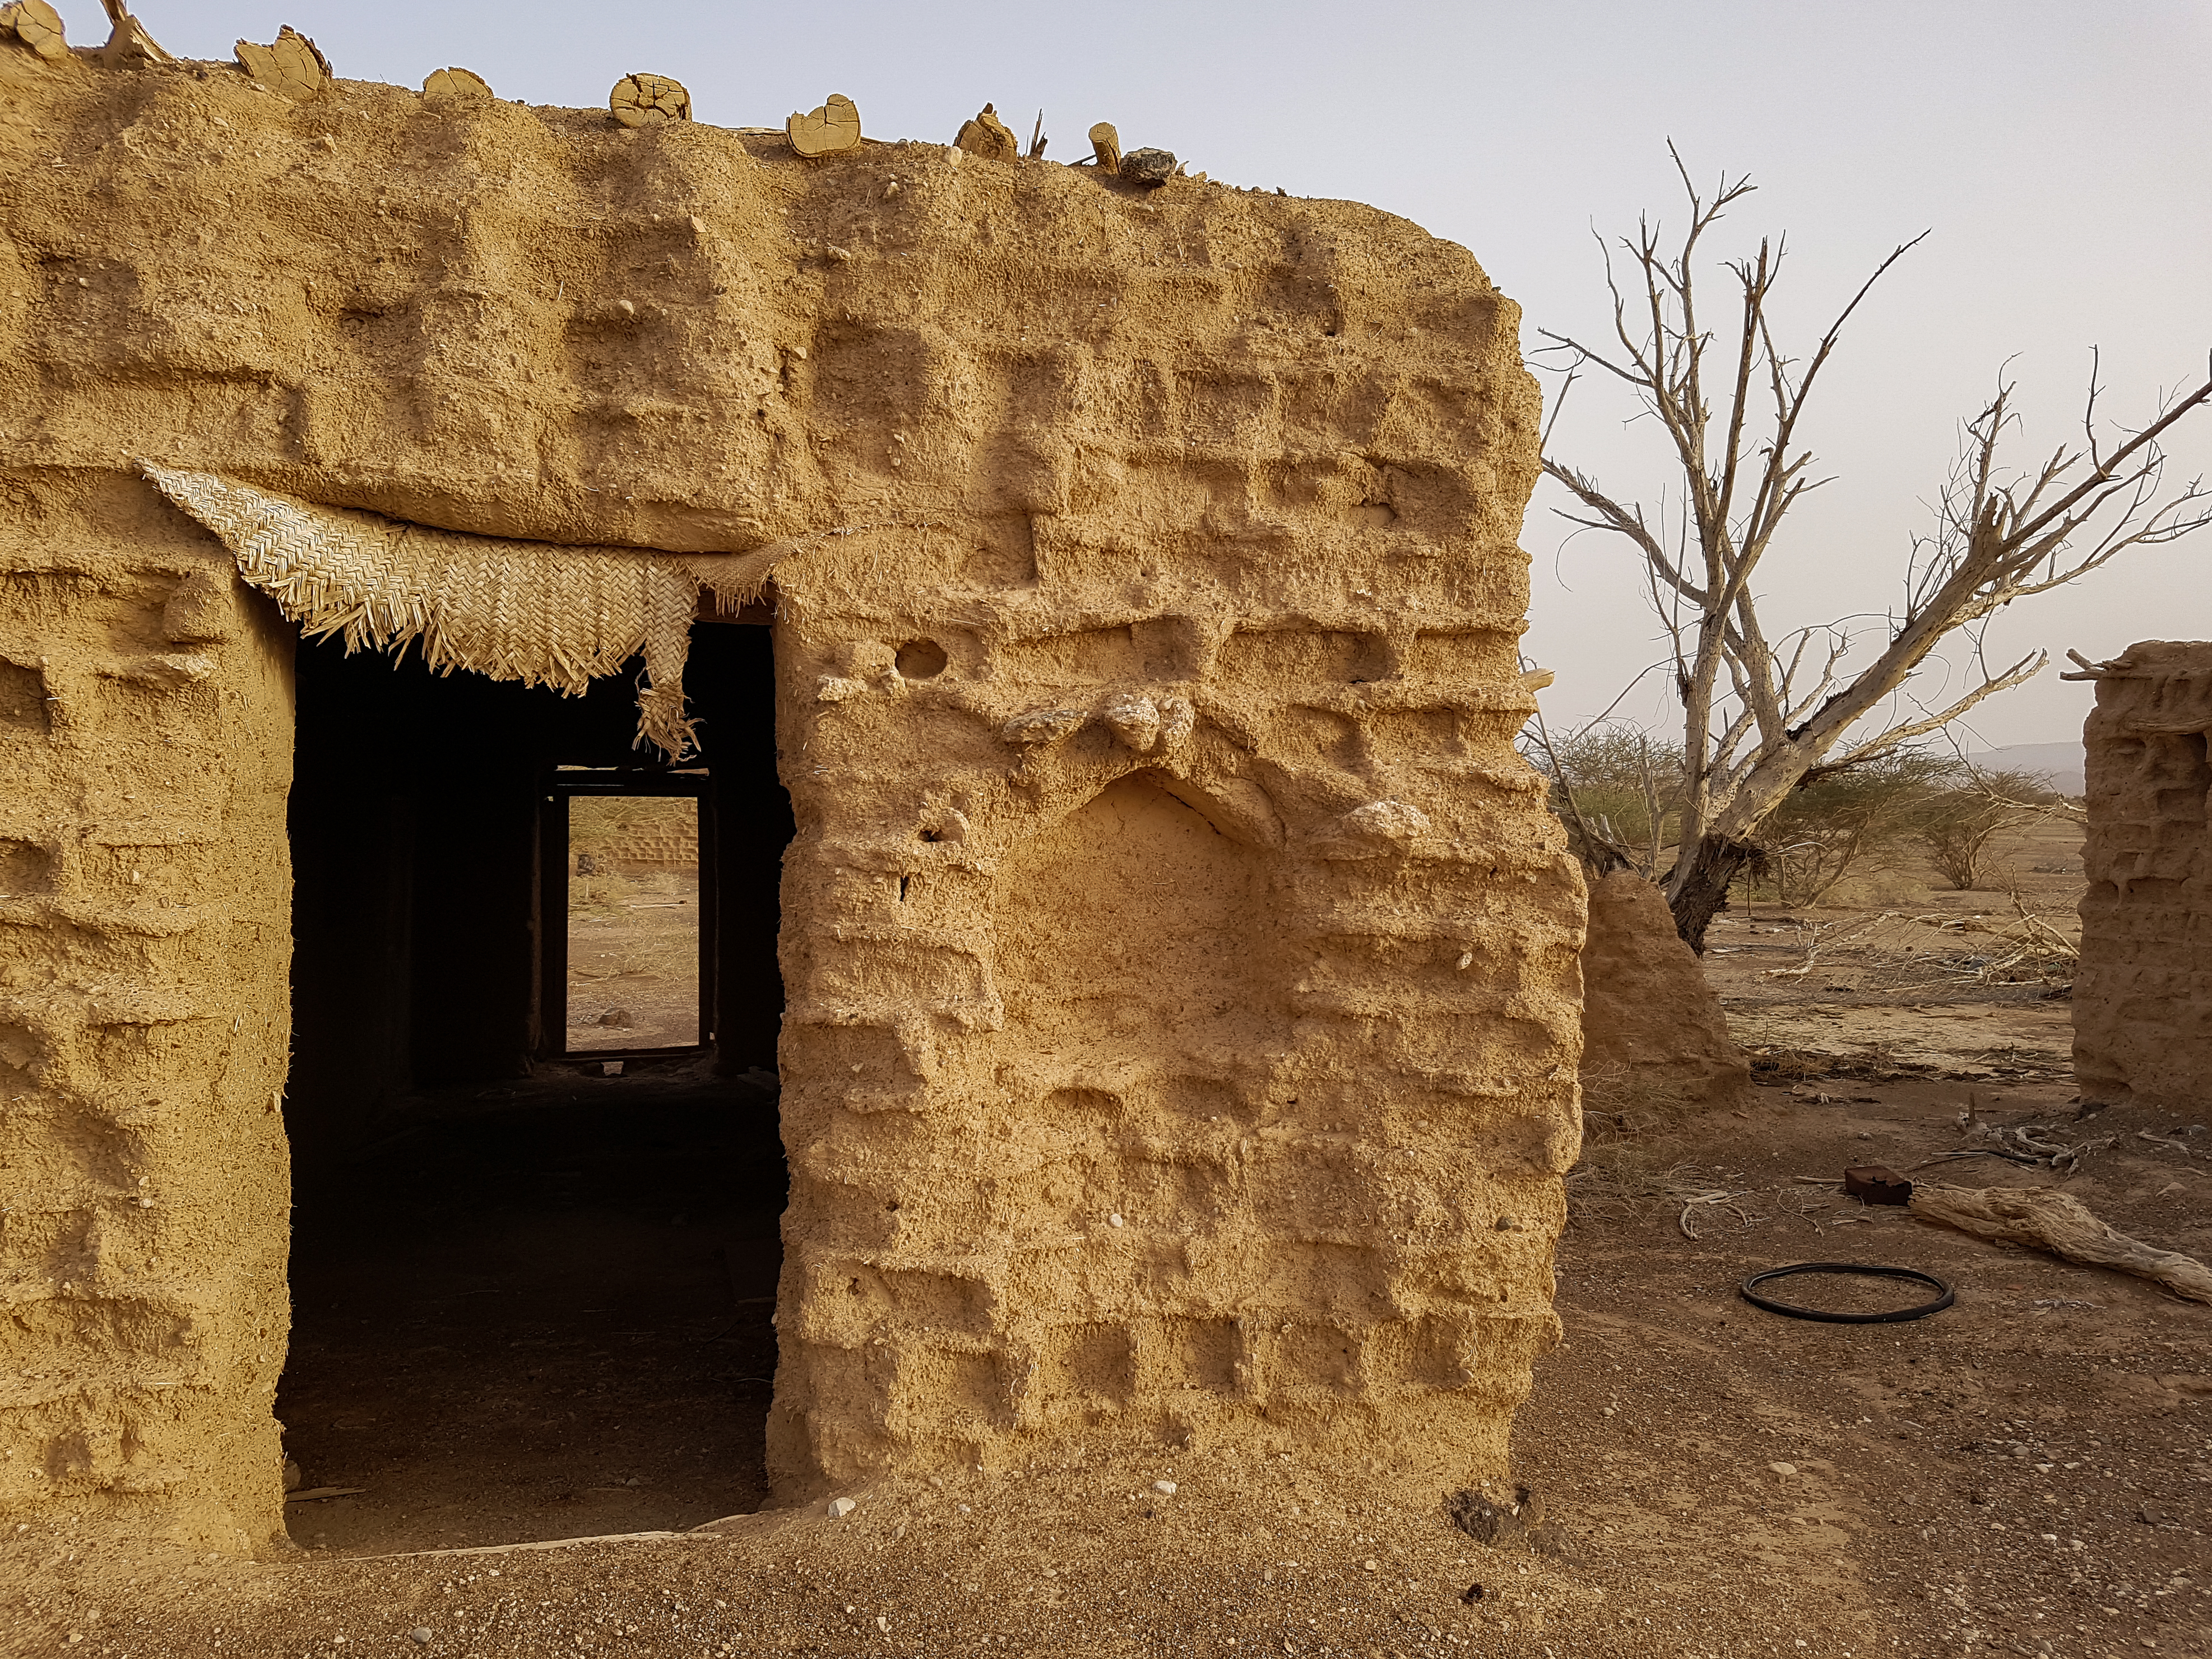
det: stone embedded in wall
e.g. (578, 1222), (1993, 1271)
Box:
(1101, 692), (1161, 752)
(1001, 707), (1086, 747)
(1121, 148), (1178, 187)
(2075, 641), (2212, 1107)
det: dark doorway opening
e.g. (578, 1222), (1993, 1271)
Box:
(278, 622), (793, 1554)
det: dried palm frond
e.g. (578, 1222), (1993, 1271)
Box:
(141, 466), (808, 759)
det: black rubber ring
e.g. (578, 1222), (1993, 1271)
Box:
(1738, 1262), (1955, 1324)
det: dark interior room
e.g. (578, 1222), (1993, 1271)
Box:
(275, 620), (794, 1551)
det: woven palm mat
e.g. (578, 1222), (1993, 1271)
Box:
(141, 466), (795, 758)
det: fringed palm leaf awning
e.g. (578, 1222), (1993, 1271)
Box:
(141, 466), (793, 759)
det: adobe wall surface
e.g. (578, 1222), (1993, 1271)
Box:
(2076, 641), (2212, 1106)
(0, 43), (1580, 1535)
(0, 474), (296, 1552)
(574, 797), (703, 872)
(1578, 872), (1749, 1117)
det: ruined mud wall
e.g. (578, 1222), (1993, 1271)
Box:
(575, 797), (702, 872)
(1578, 872), (1749, 1116)
(0, 474), (295, 1551)
(0, 44), (1580, 1532)
(2076, 641), (2212, 1107)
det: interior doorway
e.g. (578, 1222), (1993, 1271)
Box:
(545, 771), (716, 1058)
(276, 621), (792, 1554)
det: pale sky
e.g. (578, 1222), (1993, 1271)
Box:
(59, 1), (2212, 747)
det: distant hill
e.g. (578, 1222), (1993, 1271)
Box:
(1966, 742), (2084, 796)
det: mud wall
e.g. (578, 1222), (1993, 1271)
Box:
(2076, 641), (2212, 1106)
(0, 44), (1581, 1530)
(1578, 871), (1749, 1117)
(576, 798), (702, 872)
(0, 474), (296, 1551)
(771, 606), (1581, 1498)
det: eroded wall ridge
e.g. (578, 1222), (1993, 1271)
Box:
(2075, 641), (2212, 1106)
(766, 559), (1583, 1496)
(0, 478), (294, 1548)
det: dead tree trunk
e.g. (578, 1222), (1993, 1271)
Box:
(1668, 833), (1762, 952)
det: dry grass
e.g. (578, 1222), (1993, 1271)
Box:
(1713, 815), (2086, 997)
(1576, 1064), (1712, 1141)
(1564, 1144), (1761, 1238)
(1731, 897), (2078, 994)
(1565, 1146), (1896, 1241)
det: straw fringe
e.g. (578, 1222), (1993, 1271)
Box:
(138, 465), (769, 759)
(675, 546), (792, 615)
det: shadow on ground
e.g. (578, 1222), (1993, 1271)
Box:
(278, 1068), (786, 1555)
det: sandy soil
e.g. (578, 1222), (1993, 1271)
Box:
(1700, 820), (2085, 1090)
(565, 870), (705, 1053)
(6, 824), (2207, 1658)
(9, 1085), (2202, 1658)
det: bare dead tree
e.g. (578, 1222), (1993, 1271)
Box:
(1538, 149), (2212, 950)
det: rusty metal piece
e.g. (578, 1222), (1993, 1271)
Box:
(1844, 1165), (1912, 1205)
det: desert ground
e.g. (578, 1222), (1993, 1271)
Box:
(4, 817), (2206, 1658)
(563, 867), (707, 1054)
(563, 793), (707, 1054)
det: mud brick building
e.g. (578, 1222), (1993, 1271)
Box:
(0, 42), (1583, 1551)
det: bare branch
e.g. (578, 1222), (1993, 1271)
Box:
(1536, 152), (2212, 949)
(1525, 699), (1637, 877)
(2009, 363), (2212, 550)
(1825, 651), (2048, 770)
(2060, 645), (2139, 682)
(1542, 460), (1708, 604)
(1931, 728), (2087, 823)
(1538, 364), (1580, 456)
